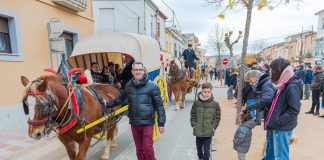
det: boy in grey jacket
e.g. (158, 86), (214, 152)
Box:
(233, 112), (256, 160)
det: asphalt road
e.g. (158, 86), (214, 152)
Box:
(84, 87), (227, 160)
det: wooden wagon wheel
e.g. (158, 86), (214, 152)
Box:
(156, 76), (167, 106)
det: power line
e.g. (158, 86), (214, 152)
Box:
(160, 0), (182, 31)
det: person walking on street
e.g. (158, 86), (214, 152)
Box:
(233, 112), (256, 160)
(262, 58), (301, 160)
(100, 61), (166, 160)
(191, 82), (221, 160)
(209, 67), (214, 81)
(214, 67), (218, 80)
(295, 65), (306, 96)
(304, 66), (313, 100)
(182, 44), (200, 79)
(227, 68), (238, 100)
(306, 65), (323, 115)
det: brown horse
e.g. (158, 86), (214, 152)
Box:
(21, 74), (120, 160)
(168, 59), (191, 111)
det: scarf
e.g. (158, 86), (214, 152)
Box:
(272, 65), (294, 90)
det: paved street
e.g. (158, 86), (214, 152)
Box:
(86, 87), (226, 160)
(3, 82), (324, 160)
(2, 83), (226, 160)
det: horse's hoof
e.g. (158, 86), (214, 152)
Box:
(175, 108), (179, 111)
(180, 106), (184, 110)
(100, 155), (109, 160)
(110, 147), (117, 151)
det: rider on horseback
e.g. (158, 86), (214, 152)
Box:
(181, 44), (199, 79)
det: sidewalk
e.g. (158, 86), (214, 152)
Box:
(215, 97), (324, 160)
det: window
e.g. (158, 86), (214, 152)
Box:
(59, 32), (74, 61)
(0, 17), (11, 53)
(99, 8), (115, 32)
(315, 38), (323, 57)
(0, 9), (23, 61)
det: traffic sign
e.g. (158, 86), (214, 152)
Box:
(222, 58), (229, 65)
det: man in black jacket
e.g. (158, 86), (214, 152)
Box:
(101, 61), (166, 160)
(182, 44), (199, 78)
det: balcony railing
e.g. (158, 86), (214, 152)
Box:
(52, 0), (87, 12)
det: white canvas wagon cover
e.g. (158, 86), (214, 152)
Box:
(68, 32), (161, 71)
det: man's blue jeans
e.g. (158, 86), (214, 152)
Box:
(263, 130), (293, 160)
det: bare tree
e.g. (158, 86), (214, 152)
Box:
(224, 30), (243, 57)
(207, 24), (227, 67)
(205, 0), (303, 124)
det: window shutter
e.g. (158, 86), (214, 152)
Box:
(0, 17), (9, 33)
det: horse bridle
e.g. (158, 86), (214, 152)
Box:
(22, 79), (57, 126)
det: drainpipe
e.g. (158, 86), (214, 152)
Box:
(144, 0), (146, 34)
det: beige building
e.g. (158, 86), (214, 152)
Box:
(164, 28), (173, 62)
(259, 31), (316, 66)
(285, 32), (316, 66)
(0, 0), (94, 113)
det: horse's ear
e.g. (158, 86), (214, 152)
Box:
(37, 79), (48, 92)
(21, 76), (30, 87)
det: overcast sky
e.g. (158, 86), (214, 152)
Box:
(152, 0), (324, 56)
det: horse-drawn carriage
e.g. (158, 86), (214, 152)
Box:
(21, 32), (167, 160)
(166, 58), (201, 111)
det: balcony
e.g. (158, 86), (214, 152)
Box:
(52, 0), (87, 12)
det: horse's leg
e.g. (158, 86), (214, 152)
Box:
(111, 127), (118, 150)
(76, 136), (92, 160)
(58, 136), (77, 160)
(181, 91), (186, 109)
(101, 127), (115, 160)
(178, 92), (183, 109)
(174, 91), (180, 111)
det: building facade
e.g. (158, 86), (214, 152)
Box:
(0, 0), (94, 131)
(168, 27), (186, 58)
(259, 32), (316, 67)
(93, 0), (158, 38)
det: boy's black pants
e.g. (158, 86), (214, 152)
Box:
(196, 137), (212, 160)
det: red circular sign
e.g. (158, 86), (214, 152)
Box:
(222, 58), (229, 65)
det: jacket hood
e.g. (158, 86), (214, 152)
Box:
(255, 73), (270, 91)
(242, 120), (256, 129)
(287, 76), (302, 85)
(198, 92), (214, 102)
(131, 74), (148, 87)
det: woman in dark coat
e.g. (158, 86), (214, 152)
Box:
(263, 58), (301, 160)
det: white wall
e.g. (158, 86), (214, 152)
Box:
(144, 2), (157, 38)
(93, 0), (160, 40)
(93, 0), (144, 34)
(158, 15), (166, 50)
